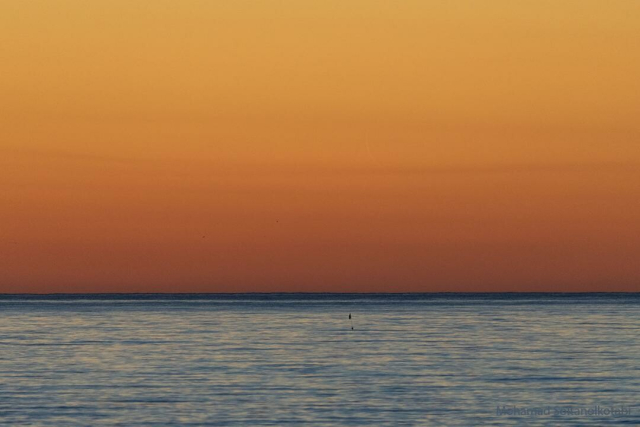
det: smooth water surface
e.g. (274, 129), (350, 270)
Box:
(1, 294), (640, 426)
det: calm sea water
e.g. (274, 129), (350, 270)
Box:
(1, 294), (640, 426)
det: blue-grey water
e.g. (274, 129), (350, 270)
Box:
(1, 294), (639, 426)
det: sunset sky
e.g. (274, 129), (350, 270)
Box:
(1, 1), (639, 293)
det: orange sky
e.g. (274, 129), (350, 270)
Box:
(1, 1), (639, 293)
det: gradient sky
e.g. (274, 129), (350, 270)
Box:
(1, 1), (639, 293)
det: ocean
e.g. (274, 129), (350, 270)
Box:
(1, 294), (639, 426)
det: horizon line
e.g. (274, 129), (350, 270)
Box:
(2, 291), (640, 296)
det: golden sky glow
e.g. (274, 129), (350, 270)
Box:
(1, 1), (639, 292)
